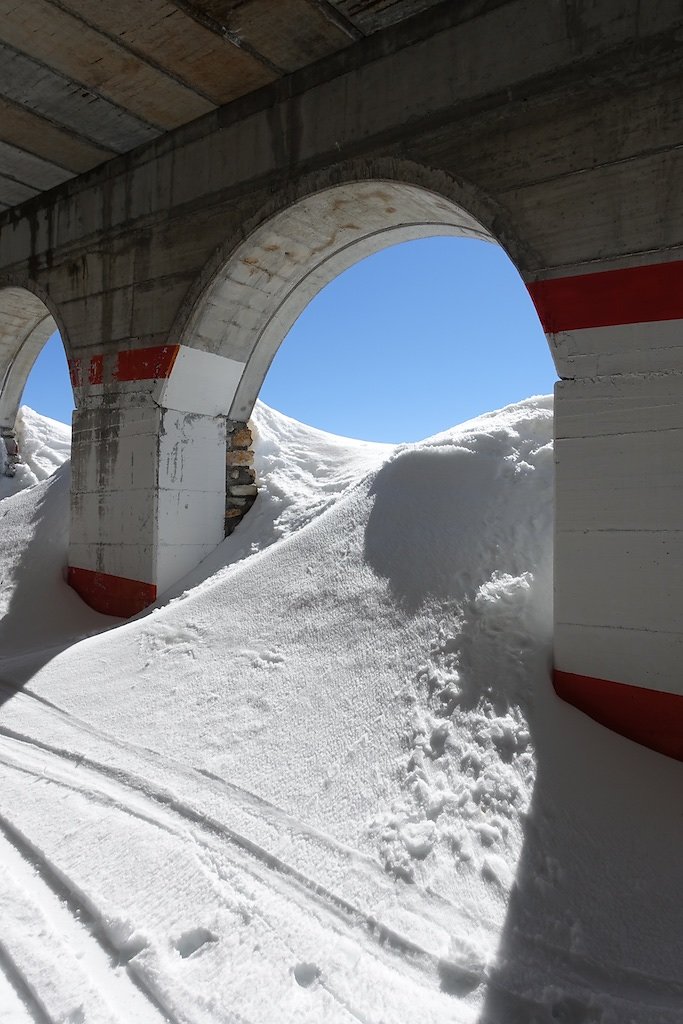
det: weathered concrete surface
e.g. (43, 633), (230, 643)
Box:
(0, 0), (442, 209)
(0, 0), (682, 754)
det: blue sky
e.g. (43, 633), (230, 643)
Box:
(23, 237), (556, 442)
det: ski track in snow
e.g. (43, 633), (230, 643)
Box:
(0, 723), (477, 1023)
(0, 689), (495, 973)
(0, 818), (168, 1024)
(1, 400), (682, 1023)
(1, 706), (681, 1024)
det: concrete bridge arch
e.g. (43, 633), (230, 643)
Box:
(170, 168), (541, 539)
(0, 0), (681, 758)
(0, 282), (72, 475)
(62, 166), (538, 616)
(176, 168), (536, 422)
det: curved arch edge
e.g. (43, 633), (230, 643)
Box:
(171, 166), (541, 429)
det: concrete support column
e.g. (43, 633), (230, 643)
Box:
(554, 372), (683, 759)
(530, 259), (683, 760)
(67, 343), (244, 617)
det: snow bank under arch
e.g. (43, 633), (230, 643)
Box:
(0, 398), (681, 1024)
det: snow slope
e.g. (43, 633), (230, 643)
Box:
(0, 401), (681, 1024)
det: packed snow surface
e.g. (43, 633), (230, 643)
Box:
(0, 401), (681, 1024)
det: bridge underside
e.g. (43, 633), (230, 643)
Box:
(1, 1), (682, 759)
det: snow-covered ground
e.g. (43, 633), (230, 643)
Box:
(0, 401), (681, 1024)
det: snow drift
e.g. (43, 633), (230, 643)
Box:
(0, 406), (70, 500)
(0, 401), (681, 1024)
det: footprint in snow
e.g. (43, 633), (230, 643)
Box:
(174, 927), (218, 958)
(293, 962), (321, 988)
(249, 648), (285, 668)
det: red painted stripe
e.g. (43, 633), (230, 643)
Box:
(114, 345), (180, 382)
(88, 354), (103, 385)
(554, 668), (683, 761)
(68, 566), (157, 618)
(68, 357), (82, 388)
(528, 260), (683, 332)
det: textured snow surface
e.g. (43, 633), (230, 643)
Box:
(0, 400), (681, 1024)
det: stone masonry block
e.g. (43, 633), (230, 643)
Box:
(226, 448), (255, 466)
(231, 426), (252, 448)
(228, 466), (256, 484)
(228, 484), (258, 497)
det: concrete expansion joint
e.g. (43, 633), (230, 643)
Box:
(564, 368), (683, 387)
(632, 368), (683, 382)
(225, 418), (258, 536)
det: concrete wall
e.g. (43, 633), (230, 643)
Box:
(0, 0), (682, 756)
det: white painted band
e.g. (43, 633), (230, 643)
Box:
(551, 318), (683, 377)
(156, 346), (245, 416)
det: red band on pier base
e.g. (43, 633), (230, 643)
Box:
(554, 668), (683, 761)
(68, 566), (157, 618)
(528, 260), (683, 333)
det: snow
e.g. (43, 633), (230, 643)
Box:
(0, 409), (108, 671)
(0, 407), (71, 500)
(0, 399), (681, 1024)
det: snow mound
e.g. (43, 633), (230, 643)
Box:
(172, 401), (394, 587)
(0, 405), (70, 500)
(0, 398), (681, 1024)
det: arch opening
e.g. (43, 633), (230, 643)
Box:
(259, 235), (555, 444)
(180, 181), (502, 424)
(176, 178), (554, 537)
(0, 287), (73, 482)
